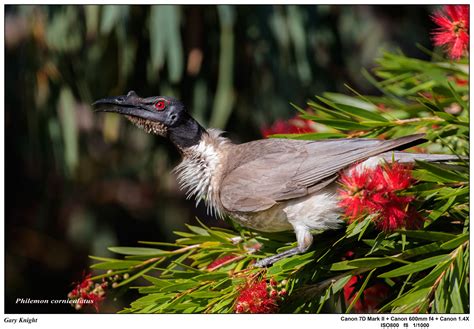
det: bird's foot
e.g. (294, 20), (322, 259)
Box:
(254, 247), (302, 268)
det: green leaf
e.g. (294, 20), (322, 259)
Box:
(436, 186), (469, 200)
(428, 196), (457, 221)
(172, 302), (201, 311)
(313, 119), (371, 131)
(330, 257), (392, 271)
(211, 295), (236, 312)
(90, 260), (141, 270)
(207, 230), (233, 244)
(188, 291), (223, 298)
(138, 241), (184, 247)
(347, 257), (393, 268)
(108, 246), (166, 256)
(290, 102), (308, 115)
(412, 170), (460, 184)
(176, 235), (220, 244)
(378, 254), (450, 278)
(266, 265), (283, 276)
(397, 241), (442, 259)
(306, 101), (351, 120)
(185, 224), (210, 236)
(398, 230), (457, 242)
(160, 281), (201, 292)
(440, 233), (469, 250)
(449, 277), (464, 313)
(316, 283), (332, 313)
(100, 5), (128, 34)
(275, 251), (315, 270)
(57, 88), (79, 176)
(346, 269), (375, 313)
(346, 216), (372, 238)
(447, 81), (468, 110)
(323, 92), (379, 112)
(414, 260), (450, 288)
(331, 275), (352, 294)
(415, 161), (467, 182)
(342, 106), (389, 122)
(142, 275), (174, 288)
(191, 272), (229, 281)
(148, 5), (183, 83)
(323, 94), (389, 122)
(209, 5), (235, 128)
(130, 293), (169, 307)
(390, 287), (430, 308)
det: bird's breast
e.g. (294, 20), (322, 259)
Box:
(174, 131), (229, 217)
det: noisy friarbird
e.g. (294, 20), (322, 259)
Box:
(93, 91), (459, 267)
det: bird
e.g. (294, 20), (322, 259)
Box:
(93, 91), (461, 267)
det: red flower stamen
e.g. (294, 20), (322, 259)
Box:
(234, 278), (283, 313)
(343, 275), (390, 313)
(338, 162), (422, 232)
(431, 5), (469, 59)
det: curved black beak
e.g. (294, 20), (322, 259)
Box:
(92, 90), (160, 122)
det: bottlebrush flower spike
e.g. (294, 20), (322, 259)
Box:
(431, 5), (469, 59)
(338, 161), (421, 232)
(343, 275), (390, 313)
(261, 115), (317, 138)
(235, 279), (282, 313)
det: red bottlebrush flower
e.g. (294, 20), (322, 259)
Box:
(235, 279), (281, 313)
(454, 77), (468, 86)
(207, 254), (239, 270)
(342, 250), (355, 260)
(376, 103), (389, 112)
(343, 276), (390, 313)
(261, 115), (317, 138)
(68, 273), (107, 312)
(420, 92), (434, 100)
(338, 161), (421, 232)
(431, 5), (469, 59)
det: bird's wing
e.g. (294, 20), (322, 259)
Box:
(219, 134), (425, 213)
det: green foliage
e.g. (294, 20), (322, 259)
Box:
(89, 48), (468, 313)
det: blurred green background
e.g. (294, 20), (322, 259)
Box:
(5, 5), (436, 313)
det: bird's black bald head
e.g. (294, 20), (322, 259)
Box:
(93, 91), (205, 149)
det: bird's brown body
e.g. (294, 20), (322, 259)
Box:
(93, 91), (460, 267)
(175, 129), (341, 231)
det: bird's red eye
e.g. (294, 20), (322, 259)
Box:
(155, 100), (166, 110)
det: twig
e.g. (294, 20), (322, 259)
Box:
(133, 244), (201, 269)
(394, 116), (443, 125)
